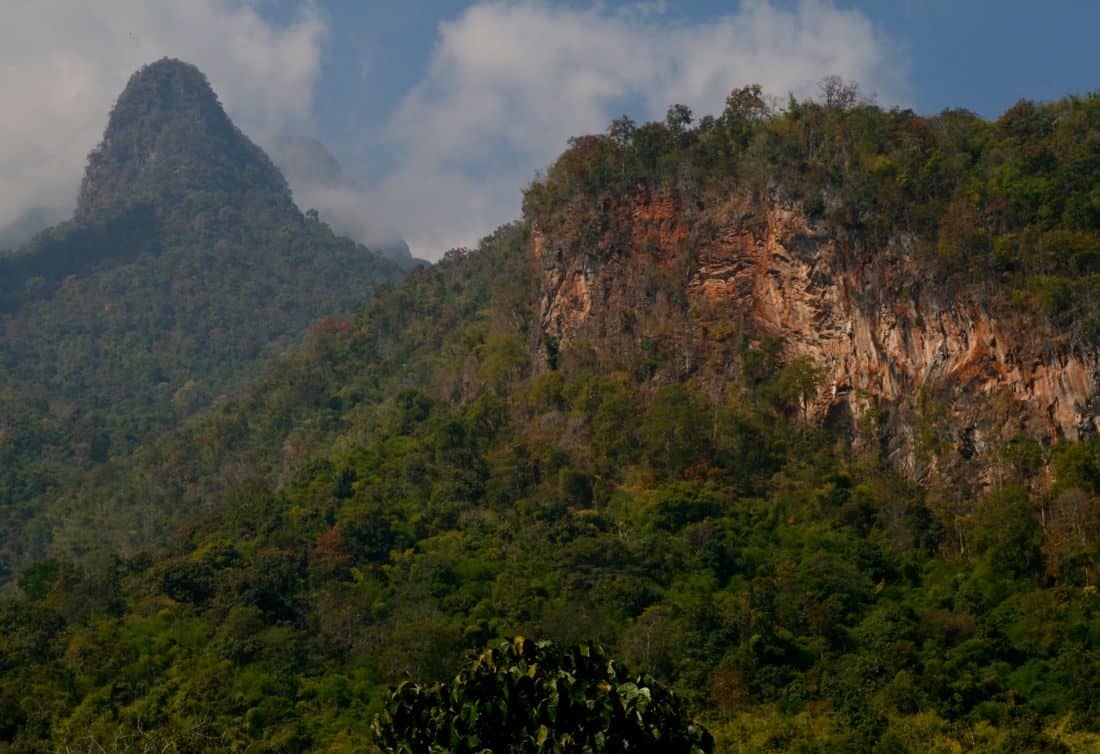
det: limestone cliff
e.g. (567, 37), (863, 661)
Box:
(534, 187), (1100, 477)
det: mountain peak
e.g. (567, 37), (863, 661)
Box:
(76, 58), (289, 220)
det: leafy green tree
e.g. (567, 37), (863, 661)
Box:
(769, 355), (824, 426)
(16, 559), (61, 601)
(641, 384), (709, 475)
(666, 104), (694, 134)
(373, 637), (713, 754)
(608, 116), (637, 148)
(971, 486), (1044, 578)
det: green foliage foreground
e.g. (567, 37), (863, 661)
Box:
(373, 637), (713, 754)
(2, 221), (1097, 753)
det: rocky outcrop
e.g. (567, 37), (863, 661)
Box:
(534, 188), (1100, 475)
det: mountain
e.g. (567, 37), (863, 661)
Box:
(2, 84), (1100, 751)
(76, 58), (287, 221)
(0, 59), (407, 577)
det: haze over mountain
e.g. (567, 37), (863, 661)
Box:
(0, 205), (69, 252)
(0, 58), (408, 579)
(267, 133), (414, 264)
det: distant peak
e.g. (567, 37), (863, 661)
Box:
(133, 57), (207, 80)
(77, 58), (289, 220)
(110, 58), (225, 125)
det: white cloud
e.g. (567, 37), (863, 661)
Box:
(369, 0), (909, 259)
(0, 1), (910, 261)
(0, 0), (323, 246)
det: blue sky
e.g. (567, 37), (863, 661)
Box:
(2, 1), (1098, 258)
(840, 0), (1100, 113)
(285, 0), (1100, 256)
(305, 1), (1100, 152)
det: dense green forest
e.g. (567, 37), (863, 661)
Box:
(2, 79), (1100, 752)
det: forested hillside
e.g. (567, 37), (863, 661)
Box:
(0, 60), (409, 578)
(1, 79), (1100, 752)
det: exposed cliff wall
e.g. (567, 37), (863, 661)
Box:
(534, 187), (1100, 476)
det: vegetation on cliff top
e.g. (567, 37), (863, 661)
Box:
(527, 79), (1100, 340)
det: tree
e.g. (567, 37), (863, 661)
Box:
(818, 75), (859, 110)
(721, 84), (769, 126)
(770, 356), (824, 426)
(666, 104), (693, 134)
(373, 637), (714, 754)
(971, 486), (1043, 578)
(608, 116), (637, 148)
(608, 116), (638, 179)
(642, 384), (709, 475)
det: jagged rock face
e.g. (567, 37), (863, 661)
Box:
(535, 188), (1100, 475)
(78, 58), (288, 220)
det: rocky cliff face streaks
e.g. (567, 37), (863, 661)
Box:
(534, 188), (1100, 475)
